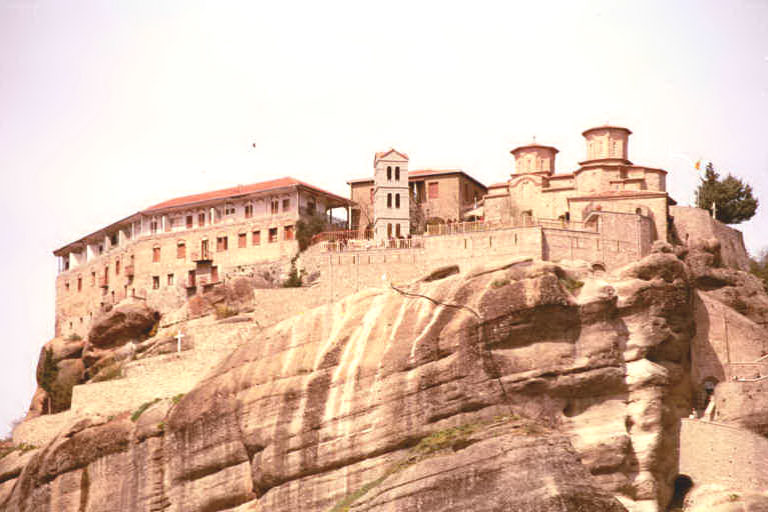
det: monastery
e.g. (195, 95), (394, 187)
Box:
(54, 125), (727, 340)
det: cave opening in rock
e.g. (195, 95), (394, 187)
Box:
(667, 474), (693, 511)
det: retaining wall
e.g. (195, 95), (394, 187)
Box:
(679, 418), (768, 491)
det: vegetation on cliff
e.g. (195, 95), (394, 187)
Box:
(695, 162), (758, 224)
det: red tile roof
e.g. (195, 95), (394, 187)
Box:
(374, 149), (409, 162)
(143, 177), (352, 212)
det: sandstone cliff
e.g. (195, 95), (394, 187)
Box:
(3, 244), (768, 511)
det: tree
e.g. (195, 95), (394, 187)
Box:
(695, 162), (758, 224)
(750, 248), (768, 292)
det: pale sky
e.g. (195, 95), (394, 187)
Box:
(1, 0), (767, 436)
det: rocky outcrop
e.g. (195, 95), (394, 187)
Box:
(87, 303), (159, 350)
(6, 244), (768, 511)
(4, 252), (704, 512)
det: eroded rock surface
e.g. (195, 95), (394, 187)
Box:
(4, 247), (766, 512)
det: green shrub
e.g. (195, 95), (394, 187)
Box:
(66, 333), (82, 342)
(215, 304), (239, 320)
(91, 362), (123, 383)
(491, 279), (510, 288)
(560, 277), (584, 293)
(283, 262), (303, 288)
(171, 393), (185, 405)
(131, 398), (161, 422)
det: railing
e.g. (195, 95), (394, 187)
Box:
(424, 217), (597, 236)
(311, 229), (372, 245)
(191, 250), (212, 262)
(322, 237), (424, 252)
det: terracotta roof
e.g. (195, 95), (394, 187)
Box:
(374, 148), (409, 162)
(143, 177), (352, 212)
(488, 182), (508, 188)
(510, 144), (559, 155)
(581, 125), (632, 137)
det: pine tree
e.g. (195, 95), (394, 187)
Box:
(695, 162), (758, 224)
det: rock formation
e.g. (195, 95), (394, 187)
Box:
(3, 242), (768, 511)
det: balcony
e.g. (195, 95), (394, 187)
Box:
(191, 250), (213, 263)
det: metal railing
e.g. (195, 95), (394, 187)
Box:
(322, 237), (424, 252)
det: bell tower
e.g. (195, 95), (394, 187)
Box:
(372, 149), (410, 242)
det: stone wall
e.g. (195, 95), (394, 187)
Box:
(12, 411), (74, 447)
(670, 206), (750, 270)
(678, 418), (768, 491)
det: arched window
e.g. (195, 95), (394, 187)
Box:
(387, 193), (392, 207)
(395, 166), (400, 180)
(387, 166), (392, 180)
(387, 223), (392, 238)
(396, 223), (401, 237)
(395, 193), (400, 208)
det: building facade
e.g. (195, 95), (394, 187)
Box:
(53, 177), (353, 339)
(483, 126), (672, 242)
(348, 165), (489, 235)
(372, 149), (411, 241)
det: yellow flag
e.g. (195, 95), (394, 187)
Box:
(695, 160), (701, 170)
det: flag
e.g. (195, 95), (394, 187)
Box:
(695, 160), (701, 170)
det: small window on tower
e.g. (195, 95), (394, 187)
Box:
(369, 188), (374, 203)
(387, 193), (392, 207)
(395, 166), (400, 180)
(387, 166), (392, 180)
(395, 193), (400, 209)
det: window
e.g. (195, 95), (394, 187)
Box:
(177, 241), (186, 259)
(167, 273), (174, 286)
(284, 225), (294, 240)
(77, 277), (82, 292)
(271, 199), (279, 214)
(370, 188), (374, 203)
(387, 193), (392, 208)
(464, 184), (470, 203)
(225, 203), (236, 215)
(282, 198), (290, 211)
(115, 259), (120, 275)
(245, 204), (253, 219)
(65, 281), (70, 292)
(152, 276), (160, 289)
(198, 213), (206, 227)
(395, 193), (400, 209)
(395, 166), (400, 181)
(396, 223), (401, 237)
(387, 166), (392, 180)
(252, 230), (261, 245)
(428, 182), (439, 199)
(91, 272), (96, 286)
(238, 233), (247, 248)
(217, 236), (228, 252)
(152, 246), (161, 262)
(268, 228), (278, 243)
(186, 215), (193, 228)
(150, 220), (158, 234)
(387, 223), (392, 238)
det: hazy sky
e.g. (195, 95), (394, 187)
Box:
(1, 0), (767, 436)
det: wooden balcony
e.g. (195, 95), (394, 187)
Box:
(191, 250), (213, 263)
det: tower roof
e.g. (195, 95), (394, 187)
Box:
(581, 126), (632, 137)
(374, 148), (409, 164)
(510, 144), (559, 156)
